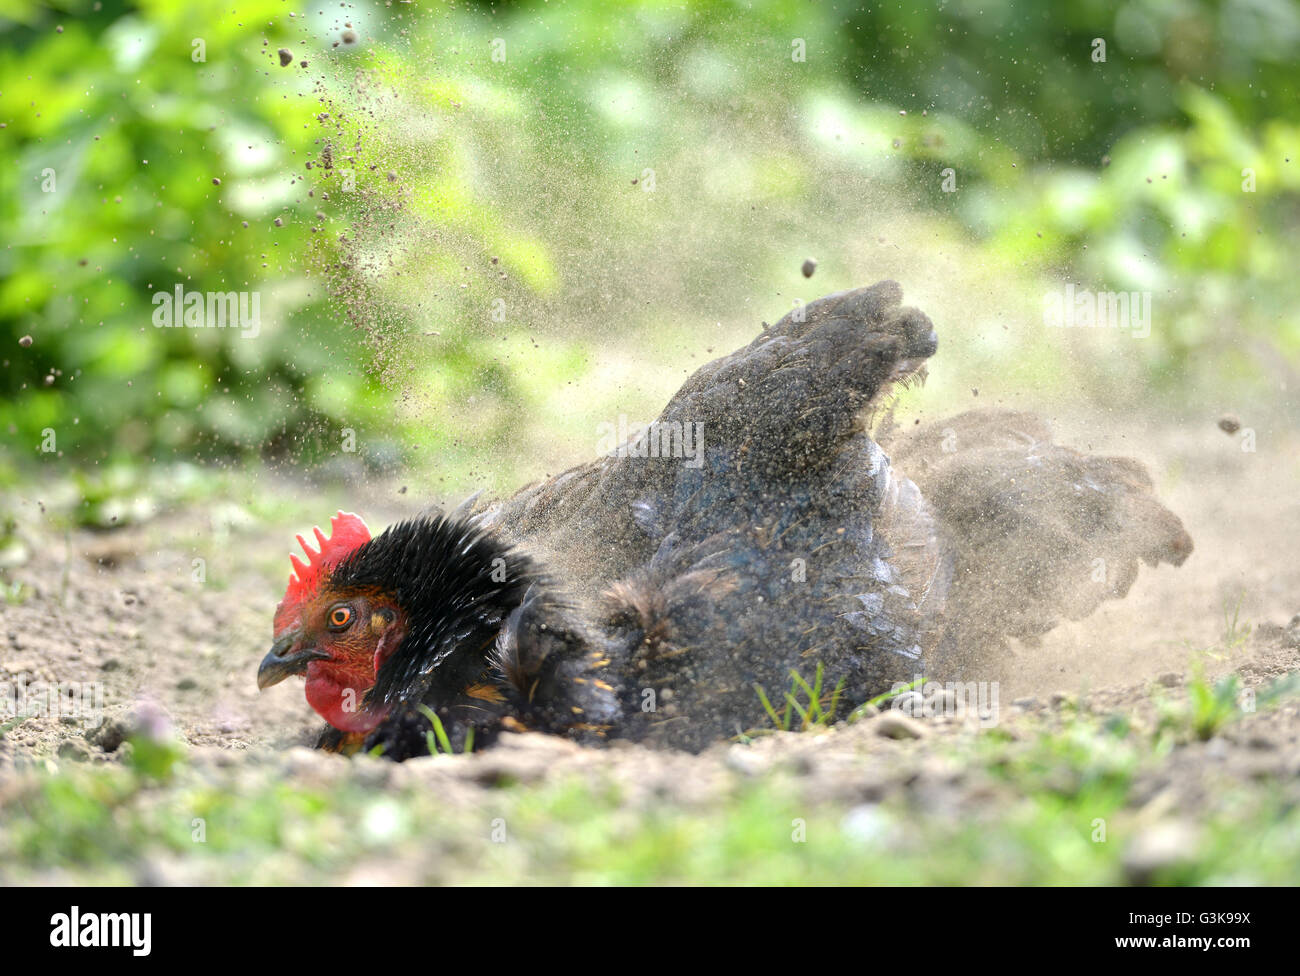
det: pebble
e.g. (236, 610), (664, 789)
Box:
(874, 713), (927, 740)
(57, 740), (91, 762)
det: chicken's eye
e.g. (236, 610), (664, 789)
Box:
(327, 605), (354, 631)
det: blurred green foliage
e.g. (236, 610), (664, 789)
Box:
(1, 0), (1297, 476)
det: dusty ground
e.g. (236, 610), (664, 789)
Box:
(0, 415), (1297, 882)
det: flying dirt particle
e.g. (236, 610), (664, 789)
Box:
(972, 388), (979, 397)
(300, 60), (308, 68)
(801, 258), (817, 278)
(211, 177), (221, 185)
(18, 335), (32, 348)
(1218, 414), (1241, 435)
(273, 217), (283, 227)
(387, 171), (397, 182)
(56, 25), (64, 33)
(631, 177), (638, 185)
(241, 220), (248, 228)
(1101, 155), (1111, 167)
(278, 48), (293, 67)
(491, 256), (499, 265)
(43, 374), (55, 386)
(341, 29), (358, 45)
(399, 486), (407, 494)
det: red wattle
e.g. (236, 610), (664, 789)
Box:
(304, 663), (387, 733)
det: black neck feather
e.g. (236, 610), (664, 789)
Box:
(330, 513), (547, 708)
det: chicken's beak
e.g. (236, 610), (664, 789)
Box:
(258, 632), (329, 690)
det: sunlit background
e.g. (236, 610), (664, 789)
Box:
(3, 0), (1297, 516)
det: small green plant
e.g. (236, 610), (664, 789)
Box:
(753, 663), (847, 733)
(416, 704), (475, 754)
(125, 731), (187, 781)
(1159, 661), (1300, 744)
(1155, 659), (1241, 742)
(0, 712), (30, 738)
(1255, 672), (1300, 710)
(846, 677), (927, 723)
(1222, 591), (1252, 651)
(1185, 671), (1241, 741)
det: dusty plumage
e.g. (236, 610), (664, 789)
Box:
(258, 281), (1192, 757)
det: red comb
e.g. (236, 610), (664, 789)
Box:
(274, 511), (371, 633)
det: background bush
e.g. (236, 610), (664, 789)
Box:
(1, 0), (1297, 484)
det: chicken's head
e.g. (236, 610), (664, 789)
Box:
(257, 512), (402, 733)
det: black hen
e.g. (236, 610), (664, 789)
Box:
(258, 281), (1192, 756)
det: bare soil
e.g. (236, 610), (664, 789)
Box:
(1, 416), (1297, 834)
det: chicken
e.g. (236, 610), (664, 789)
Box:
(257, 281), (1192, 756)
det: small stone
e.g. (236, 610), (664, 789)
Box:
(1217, 414), (1241, 435)
(277, 48), (293, 67)
(86, 717), (130, 752)
(874, 713), (927, 740)
(57, 740), (90, 762)
(801, 257), (817, 278)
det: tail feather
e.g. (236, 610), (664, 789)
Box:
(889, 409), (1193, 664)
